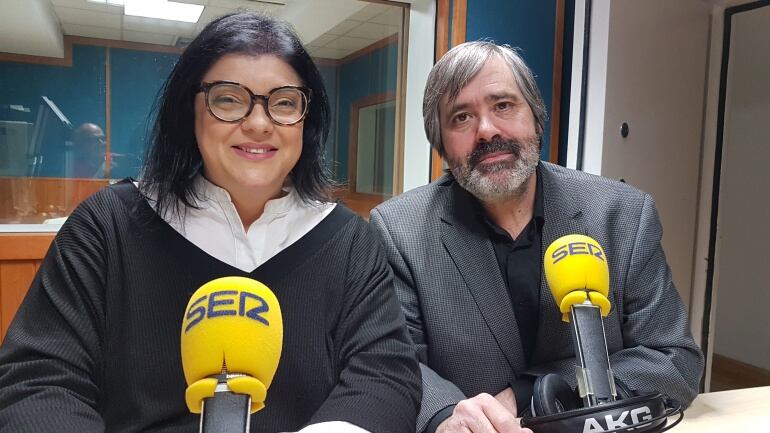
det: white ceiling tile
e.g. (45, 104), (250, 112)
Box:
(55, 6), (123, 27)
(196, 6), (235, 28)
(61, 22), (122, 40)
(307, 33), (337, 47)
(325, 36), (371, 51)
(307, 46), (348, 60)
(346, 22), (395, 40)
(122, 30), (175, 46)
(370, 6), (403, 27)
(326, 19), (360, 36)
(348, 3), (388, 22)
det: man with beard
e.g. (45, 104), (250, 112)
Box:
(369, 41), (703, 433)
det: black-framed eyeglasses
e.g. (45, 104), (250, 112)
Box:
(198, 81), (312, 125)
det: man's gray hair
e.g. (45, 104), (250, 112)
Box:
(423, 41), (548, 157)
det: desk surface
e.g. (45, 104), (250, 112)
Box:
(670, 386), (770, 432)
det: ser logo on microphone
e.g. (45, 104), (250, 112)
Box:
(550, 240), (605, 265)
(184, 289), (270, 333)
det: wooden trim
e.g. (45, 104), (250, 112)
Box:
(0, 234), (55, 260)
(312, 57), (340, 67)
(549, 0), (566, 163)
(0, 177), (109, 224)
(430, 0), (451, 182)
(0, 42), (73, 66)
(430, 0), (466, 181)
(348, 91), (397, 195)
(0, 35), (182, 67)
(711, 353), (770, 391)
(333, 188), (389, 220)
(105, 47), (112, 179)
(430, 149), (445, 180)
(339, 33), (399, 65)
(435, 0), (450, 61)
(67, 36), (183, 54)
(450, 0), (468, 47)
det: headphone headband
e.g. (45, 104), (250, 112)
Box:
(522, 392), (678, 433)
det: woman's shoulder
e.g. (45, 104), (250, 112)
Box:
(61, 179), (155, 235)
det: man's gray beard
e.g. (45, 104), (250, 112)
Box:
(450, 137), (541, 202)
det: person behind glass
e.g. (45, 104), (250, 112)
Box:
(0, 12), (420, 433)
(70, 122), (107, 178)
(369, 41), (703, 433)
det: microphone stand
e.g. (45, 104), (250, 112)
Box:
(570, 301), (617, 407)
(200, 373), (252, 433)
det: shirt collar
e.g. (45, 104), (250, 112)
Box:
(193, 173), (297, 216)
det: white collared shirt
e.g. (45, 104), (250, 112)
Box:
(151, 176), (368, 433)
(161, 175), (336, 272)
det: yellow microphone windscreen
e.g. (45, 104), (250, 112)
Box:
(544, 234), (611, 320)
(180, 276), (283, 413)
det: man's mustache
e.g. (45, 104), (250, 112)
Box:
(467, 138), (523, 169)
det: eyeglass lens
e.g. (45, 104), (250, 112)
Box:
(207, 83), (307, 124)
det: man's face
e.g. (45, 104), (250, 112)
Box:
(439, 55), (541, 201)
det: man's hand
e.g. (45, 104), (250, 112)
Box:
(435, 393), (533, 433)
(494, 387), (517, 416)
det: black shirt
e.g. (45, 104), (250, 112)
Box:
(473, 166), (545, 363)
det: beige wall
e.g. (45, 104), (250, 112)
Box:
(578, 0), (712, 309)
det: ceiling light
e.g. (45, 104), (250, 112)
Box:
(124, 0), (204, 23)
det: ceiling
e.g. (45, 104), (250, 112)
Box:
(0, 0), (404, 60)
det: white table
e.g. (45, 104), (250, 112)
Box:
(669, 386), (770, 432)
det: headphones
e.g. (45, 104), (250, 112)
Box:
(520, 374), (683, 433)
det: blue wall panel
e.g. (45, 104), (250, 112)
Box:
(466, 0), (557, 159)
(0, 44), (178, 179)
(0, 45), (106, 177)
(110, 48), (178, 178)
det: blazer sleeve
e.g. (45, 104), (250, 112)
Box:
(369, 208), (466, 432)
(528, 194), (704, 407)
(0, 204), (107, 432)
(307, 220), (422, 433)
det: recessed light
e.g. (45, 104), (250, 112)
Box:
(124, 0), (204, 23)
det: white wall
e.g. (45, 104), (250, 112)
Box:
(578, 0), (712, 307)
(712, 4), (770, 370)
(399, 0), (435, 192)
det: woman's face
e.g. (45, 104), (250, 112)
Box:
(194, 54), (304, 200)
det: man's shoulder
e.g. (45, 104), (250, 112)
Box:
(540, 162), (648, 203)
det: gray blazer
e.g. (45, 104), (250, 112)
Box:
(370, 162), (704, 432)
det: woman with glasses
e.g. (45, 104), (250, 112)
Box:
(0, 12), (420, 433)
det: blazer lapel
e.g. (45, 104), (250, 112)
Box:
(534, 163), (586, 365)
(439, 182), (527, 372)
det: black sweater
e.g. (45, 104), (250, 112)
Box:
(0, 182), (420, 433)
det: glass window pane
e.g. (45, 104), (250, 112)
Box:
(1, 0), (408, 226)
(307, 1), (407, 217)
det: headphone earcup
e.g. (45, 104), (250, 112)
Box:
(531, 374), (581, 416)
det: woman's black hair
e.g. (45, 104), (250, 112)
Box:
(141, 11), (334, 217)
